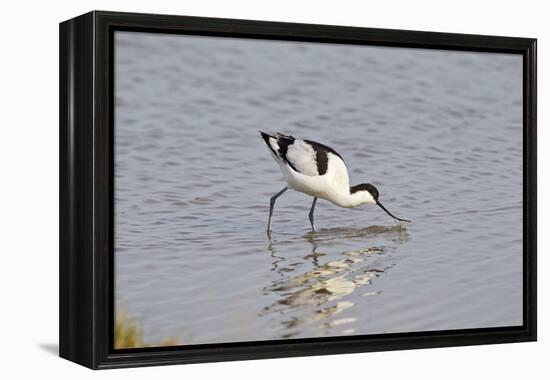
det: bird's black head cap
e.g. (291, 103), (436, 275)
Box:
(350, 183), (379, 200)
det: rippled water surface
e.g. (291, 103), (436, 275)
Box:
(114, 32), (523, 346)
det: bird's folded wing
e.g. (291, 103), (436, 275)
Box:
(285, 139), (322, 176)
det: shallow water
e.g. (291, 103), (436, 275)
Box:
(114, 32), (523, 345)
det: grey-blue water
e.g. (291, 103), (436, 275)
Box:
(114, 32), (523, 346)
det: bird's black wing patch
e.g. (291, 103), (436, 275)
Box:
(304, 139), (344, 175)
(260, 131), (300, 172)
(259, 131), (279, 158)
(276, 134), (299, 172)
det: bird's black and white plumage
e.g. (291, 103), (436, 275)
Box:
(261, 132), (343, 176)
(259, 131), (410, 233)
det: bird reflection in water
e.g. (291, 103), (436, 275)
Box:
(262, 225), (410, 339)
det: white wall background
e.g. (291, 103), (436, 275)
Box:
(0, 0), (546, 378)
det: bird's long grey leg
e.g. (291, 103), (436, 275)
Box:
(309, 197), (317, 232)
(267, 187), (288, 235)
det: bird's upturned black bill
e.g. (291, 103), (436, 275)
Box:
(376, 200), (411, 222)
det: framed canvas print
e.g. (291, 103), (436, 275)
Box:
(59, 11), (537, 369)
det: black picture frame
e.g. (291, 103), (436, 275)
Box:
(59, 10), (537, 369)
